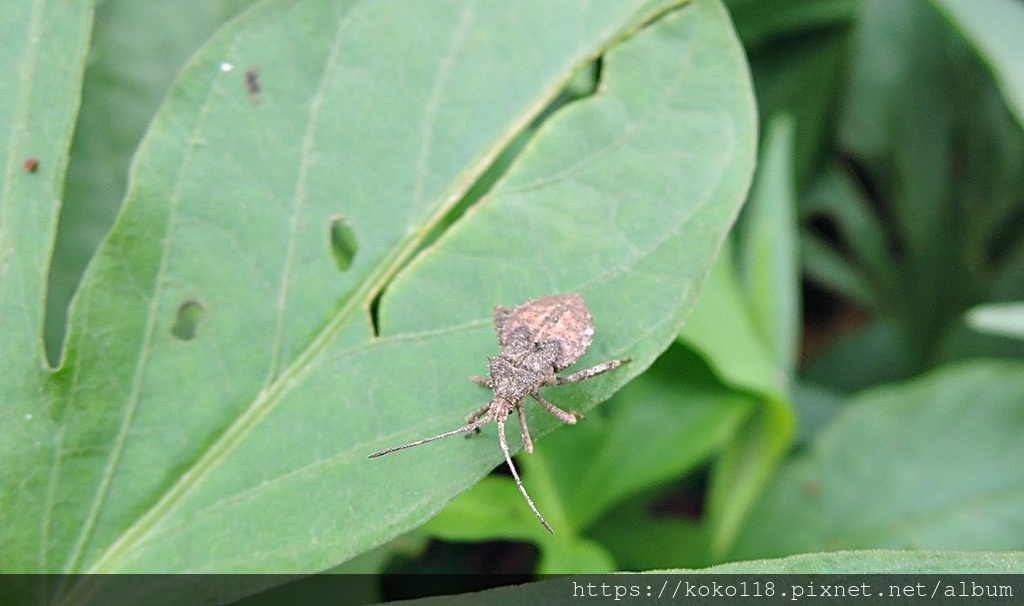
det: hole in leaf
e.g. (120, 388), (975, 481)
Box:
(171, 300), (204, 340)
(369, 288), (382, 337)
(329, 216), (358, 272)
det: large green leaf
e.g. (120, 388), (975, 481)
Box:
(1, 0), (757, 597)
(731, 360), (1024, 559)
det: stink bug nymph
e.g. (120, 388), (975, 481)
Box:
(369, 293), (630, 533)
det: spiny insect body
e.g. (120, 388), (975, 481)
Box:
(369, 293), (630, 533)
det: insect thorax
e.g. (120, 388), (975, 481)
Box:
(489, 341), (560, 400)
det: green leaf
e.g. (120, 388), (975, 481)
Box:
(838, 0), (918, 160)
(1, 1), (95, 369)
(932, 0), (1024, 130)
(550, 345), (752, 532)
(801, 164), (898, 311)
(726, 0), (857, 49)
(708, 549), (1024, 574)
(803, 319), (915, 394)
(965, 302), (1024, 340)
(422, 476), (556, 544)
(790, 380), (845, 445)
(0, 0), (96, 580)
(731, 360), (1024, 559)
(745, 26), (848, 187)
(737, 114), (800, 379)
(420, 452), (623, 574)
(678, 242), (796, 563)
(801, 231), (879, 309)
(47, 0), (260, 364)
(705, 392), (795, 562)
(533, 537), (617, 575)
(679, 243), (781, 398)
(2, 1), (757, 599)
(836, 0), (979, 370)
(588, 499), (707, 570)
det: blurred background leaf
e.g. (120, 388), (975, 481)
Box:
(732, 360), (1024, 558)
(966, 302), (1024, 340)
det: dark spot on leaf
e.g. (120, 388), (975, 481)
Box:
(171, 300), (204, 341)
(329, 216), (358, 272)
(245, 67), (261, 105)
(24, 158), (39, 172)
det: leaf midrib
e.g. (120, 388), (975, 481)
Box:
(41, 3), (706, 590)
(62, 0), (622, 582)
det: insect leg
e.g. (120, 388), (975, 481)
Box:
(464, 401), (492, 437)
(465, 402), (491, 423)
(531, 391), (581, 425)
(497, 415), (553, 534)
(515, 402), (534, 453)
(554, 357), (631, 385)
(469, 375), (492, 388)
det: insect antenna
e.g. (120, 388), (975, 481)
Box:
(368, 415), (492, 458)
(496, 416), (553, 534)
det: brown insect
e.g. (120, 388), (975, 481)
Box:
(369, 293), (630, 532)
